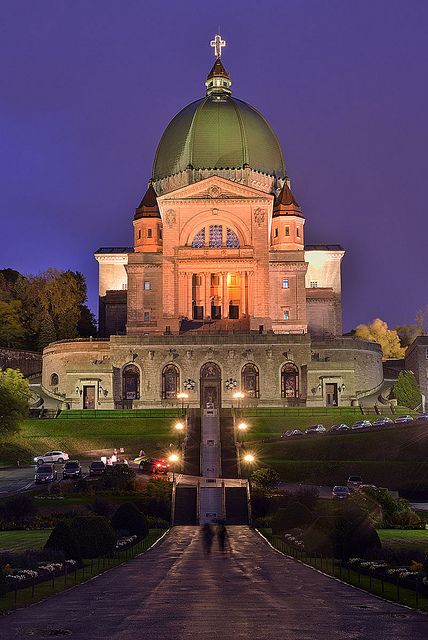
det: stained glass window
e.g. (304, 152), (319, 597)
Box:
(192, 227), (205, 248)
(226, 228), (240, 248)
(209, 225), (223, 247)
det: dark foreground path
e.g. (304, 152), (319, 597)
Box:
(1, 527), (427, 640)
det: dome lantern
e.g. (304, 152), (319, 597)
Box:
(206, 35), (231, 97)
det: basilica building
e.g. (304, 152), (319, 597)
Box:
(42, 38), (383, 410)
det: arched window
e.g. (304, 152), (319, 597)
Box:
(281, 362), (299, 399)
(241, 363), (260, 398)
(122, 364), (140, 400)
(191, 225), (240, 248)
(162, 364), (179, 399)
(50, 373), (59, 386)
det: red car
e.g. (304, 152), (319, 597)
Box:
(139, 457), (169, 475)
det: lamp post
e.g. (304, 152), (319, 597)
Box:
(233, 391), (245, 424)
(168, 453), (180, 483)
(237, 421), (248, 444)
(177, 391), (189, 417)
(174, 421), (185, 447)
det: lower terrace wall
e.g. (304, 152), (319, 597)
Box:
(42, 335), (383, 409)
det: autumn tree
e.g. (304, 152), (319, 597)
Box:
(355, 318), (405, 359)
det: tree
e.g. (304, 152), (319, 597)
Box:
(37, 311), (57, 350)
(0, 368), (30, 435)
(111, 503), (149, 539)
(393, 370), (422, 410)
(355, 318), (405, 359)
(250, 467), (280, 492)
(396, 324), (418, 349)
(77, 305), (97, 337)
(0, 300), (25, 348)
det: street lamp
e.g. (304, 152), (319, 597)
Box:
(177, 391), (189, 416)
(174, 421), (185, 446)
(243, 453), (255, 464)
(168, 452), (180, 482)
(237, 421), (248, 444)
(233, 390), (245, 415)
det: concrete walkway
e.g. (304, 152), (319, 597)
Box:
(1, 527), (427, 639)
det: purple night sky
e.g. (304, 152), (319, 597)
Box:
(1, 0), (427, 332)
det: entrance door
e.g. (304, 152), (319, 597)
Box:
(83, 385), (96, 410)
(229, 304), (239, 319)
(211, 305), (221, 320)
(193, 305), (204, 320)
(325, 383), (338, 406)
(200, 362), (221, 409)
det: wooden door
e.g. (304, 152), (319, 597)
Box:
(200, 362), (221, 409)
(83, 385), (96, 410)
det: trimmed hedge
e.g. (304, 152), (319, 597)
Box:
(45, 516), (116, 559)
(271, 503), (314, 534)
(111, 503), (148, 539)
(303, 509), (381, 559)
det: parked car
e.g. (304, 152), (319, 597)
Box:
(89, 460), (106, 477)
(139, 457), (170, 475)
(35, 464), (57, 484)
(351, 420), (371, 430)
(332, 485), (350, 500)
(394, 415), (414, 424)
(34, 451), (69, 465)
(347, 475), (363, 491)
(415, 413), (428, 423)
(286, 429), (305, 437)
(62, 460), (82, 480)
(330, 423), (350, 433)
(305, 424), (326, 435)
(281, 430), (293, 438)
(372, 416), (393, 427)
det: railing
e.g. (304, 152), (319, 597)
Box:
(264, 533), (428, 612)
(0, 530), (166, 612)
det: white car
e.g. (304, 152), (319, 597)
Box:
(394, 415), (414, 424)
(34, 451), (69, 465)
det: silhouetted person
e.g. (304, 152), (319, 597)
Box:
(202, 524), (214, 555)
(217, 523), (228, 553)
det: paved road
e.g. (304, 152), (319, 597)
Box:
(1, 526), (427, 639)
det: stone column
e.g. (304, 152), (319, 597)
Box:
(205, 272), (211, 319)
(240, 271), (246, 317)
(223, 272), (229, 318)
(188, 273), (193, 319)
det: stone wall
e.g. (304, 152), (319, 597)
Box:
(42, 334), (383, 409)
(405, 337), (428, 400)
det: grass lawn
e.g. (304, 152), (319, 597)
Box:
(0, 529), (52, 552)
(378, 529), (428, 550)
(1, 417), (181, 464)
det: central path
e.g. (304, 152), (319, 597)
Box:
(1, 527), (427, 639)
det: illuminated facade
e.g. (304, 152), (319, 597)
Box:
(42, 37), (383, 409)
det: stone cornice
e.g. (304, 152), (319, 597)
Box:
(95, 254), (129, 264)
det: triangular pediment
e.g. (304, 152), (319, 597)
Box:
(157, 175), (273, 203)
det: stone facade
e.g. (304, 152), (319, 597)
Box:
(42, 335), (382, 410)
(405, 336), (428, 402)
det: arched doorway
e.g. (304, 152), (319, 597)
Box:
(281, 362), (299, 400)
(162, 364), (179, 400)
(200, 362), (221, 409)
(241, 363), (260, 398)
(122, 364), (140, 408)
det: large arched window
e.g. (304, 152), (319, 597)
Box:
(281, 362), (299, 399)
(241, 363), (260, 398)
(191, 225), (240, 248)
(162, 364), (179, 399)
(50, 373), (59, 386)
(122, 364), (140, 400)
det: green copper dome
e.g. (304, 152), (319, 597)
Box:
(152, 95), (286, 181)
